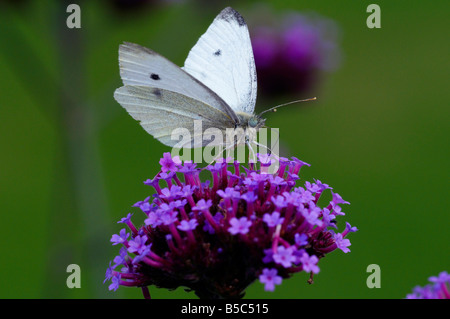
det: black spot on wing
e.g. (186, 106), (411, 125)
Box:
(150, 73), (160, 80)
(152, 88), (162, 98)
(217, 7), (246, 27)
(214, 49), (221, 56)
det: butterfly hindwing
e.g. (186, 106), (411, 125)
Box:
(114, 85), (236, 147)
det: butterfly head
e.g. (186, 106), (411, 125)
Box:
(236, 112), (266, 130)
(248, 115), (265, 129)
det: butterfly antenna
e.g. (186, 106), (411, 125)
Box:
(258, 97), (317, 117)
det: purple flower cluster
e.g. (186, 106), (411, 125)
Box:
(406, 271), (450, 299)
(251, 11), (340, 97)
(105, 153), (356, 298)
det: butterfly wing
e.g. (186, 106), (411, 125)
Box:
(114, 85), (235, 147)
(118, 42), (239, 124)
(183, 7), (257, 115)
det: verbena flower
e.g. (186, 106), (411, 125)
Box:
(406, 271), (450, 299)
(105, 152), (356, 299)
(251, 11), (340, 98)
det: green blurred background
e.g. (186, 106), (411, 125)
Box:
(0, 0), (448, 299)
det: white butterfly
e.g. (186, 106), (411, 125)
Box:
(114, 7), (317, 157)
(114, 7), (265, 151)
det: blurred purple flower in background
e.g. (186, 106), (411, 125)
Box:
(251, 9), (341, 98)
(106, 0), (184, 12)
(105, 152), (356, 299)
(406, 271), (450, 299)
(110, 0), (154, 10)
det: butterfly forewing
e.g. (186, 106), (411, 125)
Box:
(183, 7), (257, 115)
(118, 42), (239, 123)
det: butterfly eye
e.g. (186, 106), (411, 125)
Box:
(248, 117), (259, 128)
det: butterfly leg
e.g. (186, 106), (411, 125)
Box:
(245, 137), (257, 165)
(206, 141), (237, 166)
(261, 126), (281, 156)
(251, 139), (281, 174)
(251, 139), (280, 160)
